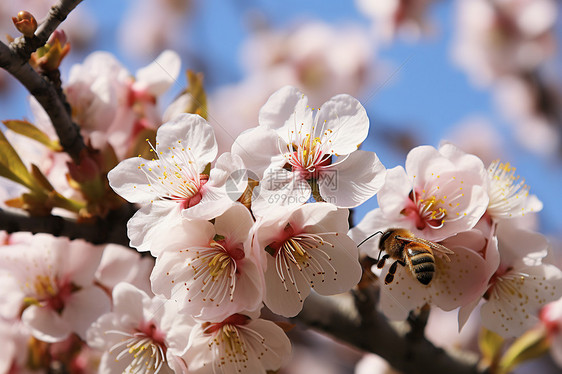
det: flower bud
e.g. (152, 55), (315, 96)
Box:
(12, 11), (37, 38)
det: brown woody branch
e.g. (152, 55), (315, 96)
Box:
(293, 284), (485, 374)
(0, 204), (135, 246)
(0, 0), (85, 163)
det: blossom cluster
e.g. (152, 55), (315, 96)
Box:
(2, 50), (562, 373)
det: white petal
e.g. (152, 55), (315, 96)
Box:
(22, 305), (71, 343)
(108, 157), (159, 203)
(231, 126), (285, 179)
(481, 265), (562, 337)
(378, 264), (432, 321)
(214, 203), (254, 244)
(63, 286), (111, 341)
(243, 319), (292, 371)
(316, 94), (369, 155)
(264, 253), (312, 317)
(156, 113), (218, 166)
(304, 235), (362, 295)
(135, 50), (181, 97)
(259, 85), (312, 130)
(320, 150), (386, 208)
(127, 201), (181, 255)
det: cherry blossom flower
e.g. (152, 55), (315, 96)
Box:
(540, 297), (562, 367)
(452, 0), (557, 86)
(355, 0), (433, 41)
(253, 202), (362, 317)
(0, 234), (110, 343)
(485, 160), (543, 220)
(232, 86), (386, 209)
(151, 204), (264, 321)
(87, 282), (191, 374)
(365, 144), (489, 243)
(476, 222), (562, 337)
(368, 228), (497, 321)
(65, 50), (181, 158)
(108, 113), (246, 254)
(184, 313), (291, 374)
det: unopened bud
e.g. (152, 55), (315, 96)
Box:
(12, 11), (37, 38)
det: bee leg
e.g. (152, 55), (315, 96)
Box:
(377, 254), (390, 269)
(385, 260), (399, 284)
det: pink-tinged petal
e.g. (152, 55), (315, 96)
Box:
(481, 265), (562, 337)
(405, 145), (445, 184)
(135, 50), (181, 97)
(349, 208), (391, 259)
(108, 157), (159, 203)
(156, 113), (218, 166)
(182, 192), (237, 221)
(259, 85), (312, 130)
(87, 312), (121, 349)
(320, 150), (386, 208)
(63, 286), (111, 341)
(497, 221), (549, 265)
(208, 152), (246, 188)
(214, 203), (253, 245)
(95, 244), (153, 294)
(290, 202), (339, 233)
(439, 143), (487, 179)
(250, 170), (311, 217)
(263, 253), (312, 317)
(378, 264), (431, 321)
(431, 245), (489, 311)
(315, 94), (369, 155)
(244, 319), (292, 371)
(305, 234), (362, 295)
(98, 350), (131, 374)
(0, 274), (24, 319)
(458, 298), (482, 332)
(377, 166), (412, 220)
(231, 126), (285, 179)
(150, 251), (188, 300)
(62, 239), (104, 288)
(127, 201), (181, 254)
(22, 305), (71, 343)
(112, 282), (149, 326)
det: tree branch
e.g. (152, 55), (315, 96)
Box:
(11, 0), (84, 61)
(0, 0), (85, 163)
(0, 204), (135, 246)
(292, 284), (485, 374)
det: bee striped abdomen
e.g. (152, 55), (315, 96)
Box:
(406, 246), (435, 285)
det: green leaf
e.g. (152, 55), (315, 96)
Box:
(3, 120), (61, 151)
(479, 327), (504, 368)
(0, 130), (38, 190)
(498, 327), (550, 374)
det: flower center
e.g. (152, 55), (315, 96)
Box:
(487, 160), (530, 217)
(202, 315), (269, 372)
(267, 223), (337, 301)
(402, 190), (448, 230)
(24, 275), (74, 313)
(137, 139), (209, 208)
(283, 121), (335, 179)
(185, 239), (244, 306)
(108, 322), (167, 374)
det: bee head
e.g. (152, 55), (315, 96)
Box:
(379, 230), (393, 250)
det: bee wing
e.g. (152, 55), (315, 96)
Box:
(396, 235), (454, 255)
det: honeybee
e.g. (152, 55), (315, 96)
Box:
(359, 228), (453, 286)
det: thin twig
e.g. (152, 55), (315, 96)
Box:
(0, 0), (85, 162)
